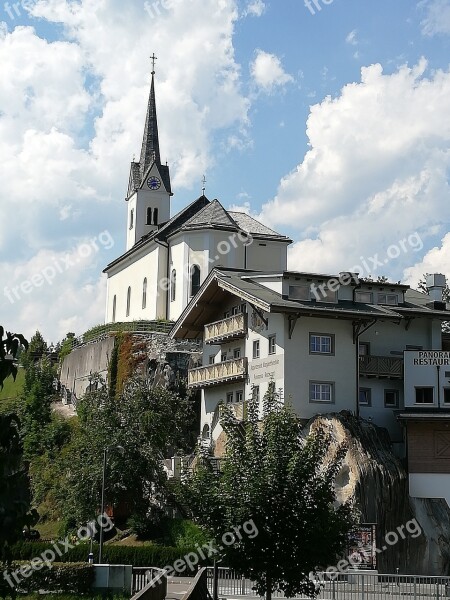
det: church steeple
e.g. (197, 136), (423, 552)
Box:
(127, 55), (172, 200)
(139, 65), (161, 179)
(125, 55), (172, 251)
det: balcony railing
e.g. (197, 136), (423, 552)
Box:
(188, 357), (248, 389)
(204, 313), (247, 344)
(359, 355), (404, 379)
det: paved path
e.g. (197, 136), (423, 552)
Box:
(166, 576), (196, 600)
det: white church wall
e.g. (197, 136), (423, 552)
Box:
(105, 245), (162, 323)
(246, 239), (288, 271)
(168, 238), (187, 321)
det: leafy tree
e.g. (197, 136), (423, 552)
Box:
(59, 377), (197, 527)
(58, 332), (76, 361)
(27, 330), (48, 357)
(0, 327), (28, 389)
(0, 328), (36, 598)
(19, 357), (57, 460)
(182, 383), (355, 600)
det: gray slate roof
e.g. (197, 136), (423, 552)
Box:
(183, 199), (239, 229)
(229, 211), (282, 237)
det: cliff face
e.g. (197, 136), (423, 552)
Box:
(308, 412), (450, 575)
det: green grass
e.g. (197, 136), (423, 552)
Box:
(0, 368), (25, 412)
(35, 520), (62, 540)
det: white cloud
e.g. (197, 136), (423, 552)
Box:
(403, 232), (450, 287)
(259, 59), (450, 281)
(243, 0), (266, 17)
(0, 0), (252, 340)
(0, 243), (111, 343)
(420, 0), (450, 36)
(250, 49), (294, 93)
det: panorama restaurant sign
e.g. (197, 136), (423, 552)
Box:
(411, 351), (450, 366)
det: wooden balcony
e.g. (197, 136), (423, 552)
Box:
(204, 313), (247, 344)
(188, 357), (248, 389)
(359, 355), (404, 379)
(230, 401), (248, 421)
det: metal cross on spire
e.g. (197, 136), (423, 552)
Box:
(202, 175), (207, 195)
(150, 53), (158, 75)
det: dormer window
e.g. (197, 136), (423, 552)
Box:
(378, 293), (398, 306)
(355, 291), (373, 303)
(288, 285), (310, 301)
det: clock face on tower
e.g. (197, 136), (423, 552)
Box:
(147, 176), (161, 191)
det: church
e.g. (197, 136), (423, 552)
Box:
(103, 67), (292, 324)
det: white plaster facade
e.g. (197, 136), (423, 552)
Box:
(172, 269), (450, 449)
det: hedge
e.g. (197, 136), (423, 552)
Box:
(10, 542), (202, 568)
(8, 563), (94, 595)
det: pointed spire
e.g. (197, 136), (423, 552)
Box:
(139, 63), (161, 180)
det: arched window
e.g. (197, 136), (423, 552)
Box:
(191, 265), (201, 297)
(153, 207), (159, 225)
(142, 278), (147, 309)
(126, 287), (131, 317)
(112, 295), (117, 323)
(171, 270), (176, 302)
(130, 209), (134, 230)
(146, 207), (152, 225)
(202, 424), (210, 439)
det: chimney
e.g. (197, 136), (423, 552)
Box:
(425, 273), (447, 302)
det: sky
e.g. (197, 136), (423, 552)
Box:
(1, 0), (450, 343)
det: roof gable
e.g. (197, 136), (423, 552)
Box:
(182, 199), (239, 230)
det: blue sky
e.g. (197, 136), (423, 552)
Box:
(1, 0), (450, 342)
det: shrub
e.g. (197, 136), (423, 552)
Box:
(15, 563), (94, 595)
(9, 542), (201, 568)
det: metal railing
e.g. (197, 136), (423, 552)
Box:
(206, 567), (450, 599)
(359, 355), (404, 379)
(132, 567), (165, 595)
(205, 314), (247, 344)
(71, 320), (174, 349)
(188, 358), (248, 389)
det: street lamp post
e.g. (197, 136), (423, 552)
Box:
(98, 445), (124, 564)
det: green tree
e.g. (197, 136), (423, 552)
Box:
(27, 331), (48, 357)
(182, 383), (355, 600)
(59, 377), (197, 527)
(0, 327), (28, 389)
(0, 328), (36, 598)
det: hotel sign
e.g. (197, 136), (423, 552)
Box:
(411, 351), (450, 366)
(249, 355), (284, 384)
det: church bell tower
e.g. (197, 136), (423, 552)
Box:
(125, 55), (172, 251)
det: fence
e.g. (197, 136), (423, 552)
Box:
(131, 567), (167, 600)
(206, 567), (450, 599)
(71, 320), (174, 348)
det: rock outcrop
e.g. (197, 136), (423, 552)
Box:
(308, 412), (450, 575)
